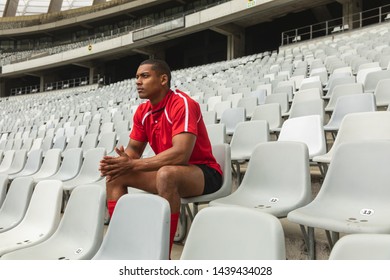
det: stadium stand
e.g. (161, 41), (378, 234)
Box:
(2, 0), (390, 261)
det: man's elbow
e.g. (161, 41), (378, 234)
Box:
(174, 152), (191, 165)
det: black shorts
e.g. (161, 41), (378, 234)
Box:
(196, 164), (223, 195)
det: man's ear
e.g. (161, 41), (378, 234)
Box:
(161, 74), (168, 86)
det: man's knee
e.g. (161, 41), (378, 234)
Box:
(106, 177), (127, 191)
(156, 166), (179, 193)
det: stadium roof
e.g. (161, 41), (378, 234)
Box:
(0, 0), (105, 17)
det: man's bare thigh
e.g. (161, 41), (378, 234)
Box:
(107, 165), (205, 197)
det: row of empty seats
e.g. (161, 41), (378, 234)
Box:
(2, 21), (390, 260)
(2, 138), (389, 260)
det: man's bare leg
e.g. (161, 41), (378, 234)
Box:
(105, 165), (205, 258)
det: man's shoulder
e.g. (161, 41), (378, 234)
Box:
(136, 100), (151, 109)
(133, 100), (151, 116)
(170, 89), (198, 106)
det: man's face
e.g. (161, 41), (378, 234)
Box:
(135, 64), (167, 101)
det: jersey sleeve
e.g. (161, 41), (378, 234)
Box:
(170, 94), (200, 137)
(129, 106), (148, 142)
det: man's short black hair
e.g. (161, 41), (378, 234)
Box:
(140, 59), (171, 88)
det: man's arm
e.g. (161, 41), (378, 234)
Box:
(100, 132), (196, 180)
(124, 138), (147, 159)
(130, 132), (196, 172)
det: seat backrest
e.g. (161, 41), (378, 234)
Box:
(29, 138), (43, 153)
(100, 122), (114, 134)
(97, 132), (116, 154)
(65, 134), (82, 150)
(54, 127), (65, 142)
(220, 107), (246, 135)
(325, 72), (351, 89)
(356, 67), (381, 85)
(214, 100), (232, 120)
(93, 193), (170, 260)
(325, 76), (356, 98)
(18, 180), (62, 232)
(64, 126), (76, 142)
(325, 112), (390, 161)
(206, 123), (226, 145)
(115, 131), (130, 149)
(50, 184), (106, 259)
(41, 135), (53, 153)
(0, 177), (34, 232)
(251, 103), (282, 130)
(230, 120), (270, 160)
(78, 148), (105, 179)
(265, 92), (289, 114)
(206, 95), (222, 112)
(256, 83), (272, 96)
(226, 93), (243, 107)
(32, 148), (62, 181)
(52, 135), (66, 151)
(75, 125), (87, 140)
(0, 175), (9, 208)
(374, 78), (390, 107)
(180, 207), (286, 260)
(278, 115), (326, 159)
(50, 148), (83, 181)
(15, 148), (43, 176)
(88, 121), (101, 134)
(325, 83), (364, 112)
(293, 88), (322, 102)
(289, 98), (325, 123)
(315, 140), (390, 213)
(364, 69), (390, 93)
(237, 96), (258, 118)
(0, 150), (15, 173)
(329, 234), (390, 260)
(248, 89), (267, 104)
(325, 93), (376, 130)
(239, 141), (311, 210)
(21, 138), (33, 151)
(81, 133), (98, 153)
(114, 120), (130, 134)
(0, 140), (6, 150)
(4, 139), (14, 151)
(12, 138), (23, 150)
(202, 111), (217, 125)
(217, 86), (233, 100)
(299, 79), (322, 94)
(5, 149), (27, 175)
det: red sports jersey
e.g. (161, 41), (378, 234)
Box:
(130, 89), (222, 175)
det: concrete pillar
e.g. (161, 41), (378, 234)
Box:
(40, 73), (58, 91)
(0, 80), (6, 98)
(211, 23), (245, 60)
(338, 0), (362, 29)
(3, 0), (19, 17)
(48, 0), (64, 13)
(89, 67), (96, 85)
(39, 76), (45, 92)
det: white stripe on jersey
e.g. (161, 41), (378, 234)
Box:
(141, 111), (152, 126)
(172, 90), (189, 131)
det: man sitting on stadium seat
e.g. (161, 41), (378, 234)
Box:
(99, 59), (222, 258)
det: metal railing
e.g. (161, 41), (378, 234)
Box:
(281, 3), (390, 46)
(10, 74), (105, 96)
